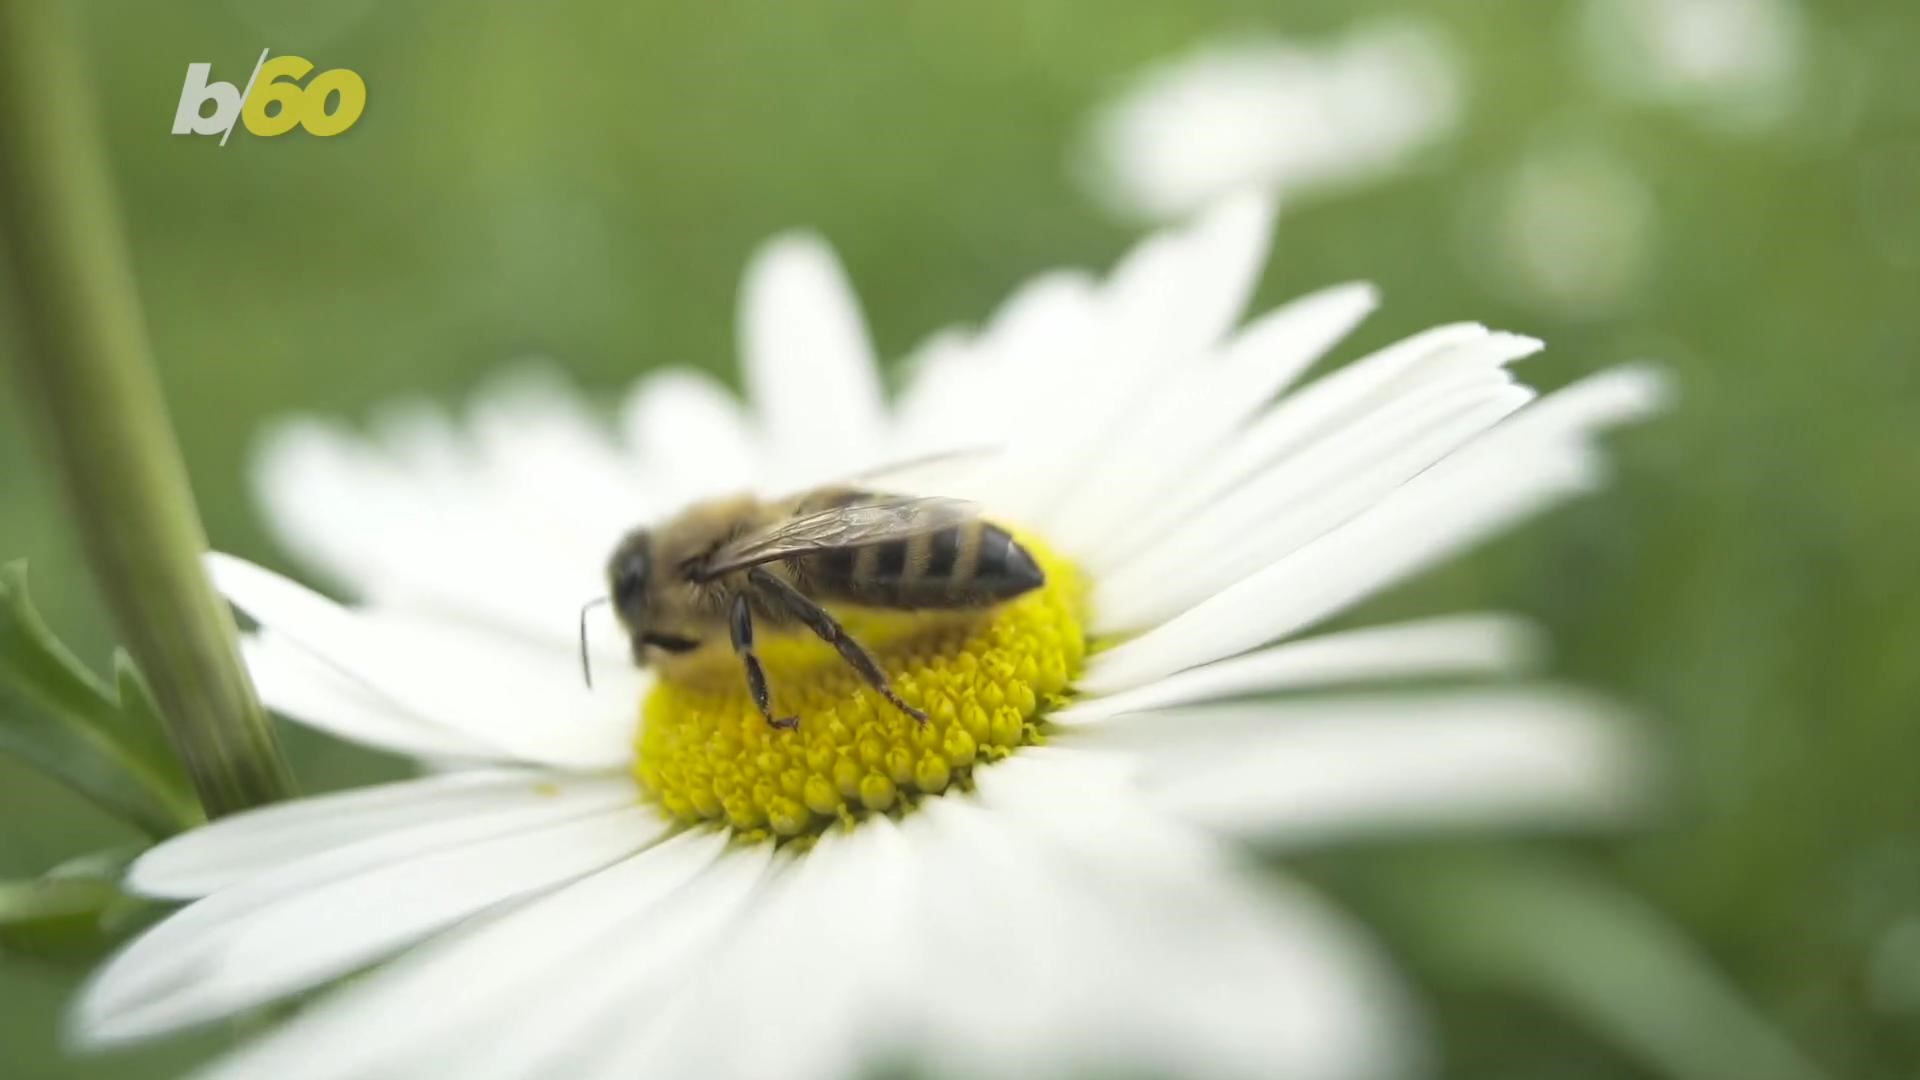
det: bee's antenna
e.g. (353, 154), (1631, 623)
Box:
(579, 596), (611, 689)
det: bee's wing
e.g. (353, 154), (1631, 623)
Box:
(704, 495), (979, 575)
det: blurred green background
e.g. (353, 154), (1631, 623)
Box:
(2, 1), (1916, 1077)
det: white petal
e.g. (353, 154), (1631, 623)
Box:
(1094, 371), (1533, 630)
(1082, 368), (1666, 676)
(462, 369), (655, 568)
(599, 823), (914, 1080)
(210, 554), (639, 769)
(618, 371), (761, 509)
(1059, 281), (1379, 570)
(1094, 321), (1503, 571)
(973, 269), (1103, 412)
(1076, 688), (1651, 845)
(1086, 447), (1595, 693)
(1219, 281), (1381, 400)
(252, 378), (648, 647)
(239, 632), (496, 762)
(1081, 359), (1665, 693)
(887, 327), (998, 461)
(915, 273), (1107, 519)
(1430, 363), (1670, 481)
(347, 410), (582, 635)
(989, 196), (1275, 530)
(194, 829), (739, 1080)
(87, 807), (659, 1045)
(450, 843), (776, 1080)
(1174, 327), (1538, 531)
(888, 753), (1418, 1079)
(249, 416), (398, 599)
(1055, 613), (1541, 725)
(78, 782), (648, 1045)
(739, 233), (886, 488)
(129, 768), (578, 899)
(1103, 191), (1276, 369)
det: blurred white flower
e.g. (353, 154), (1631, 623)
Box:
(1469, 135), (1658, 319)
(75, 197), (1662, 1079)
(1081, 21), (1462, 222)
(1869, 915), (1920, 1017)
(1579, 0), (1806, 134)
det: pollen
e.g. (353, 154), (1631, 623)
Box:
(634, 536), (1086, 841)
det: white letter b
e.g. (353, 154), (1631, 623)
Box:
(173, 63), (240, 135)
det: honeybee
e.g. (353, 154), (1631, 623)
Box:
(599, 487), (1045, 730)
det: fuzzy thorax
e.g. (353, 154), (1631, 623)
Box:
(634, 537), (1086, 840)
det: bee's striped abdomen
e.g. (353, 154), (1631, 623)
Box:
(802, 521), (1043, 610)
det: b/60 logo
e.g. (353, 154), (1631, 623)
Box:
(172, 49), (366, 144)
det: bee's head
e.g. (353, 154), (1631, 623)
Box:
(605, 529), (699, 661)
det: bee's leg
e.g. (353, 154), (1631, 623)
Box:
(730, 592), (797, 730)
(747, 568), (929, 725)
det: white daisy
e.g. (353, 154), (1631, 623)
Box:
(1577, 0), (1806, 136)
(1080, 21), (1462, 223)
(1473, 135), (1657, 318)
(75, 196), (1661, 1079)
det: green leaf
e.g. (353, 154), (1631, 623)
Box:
(0, 847), (150, 961)
(1346, 848), (1828, 1080)
(0, 561), (202, 836)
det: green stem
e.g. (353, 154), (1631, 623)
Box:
(0, 1), (295, 815)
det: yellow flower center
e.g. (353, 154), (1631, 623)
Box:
(634, 536), (1085, 841)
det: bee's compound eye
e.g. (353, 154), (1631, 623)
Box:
(611, 533), (651, 602)
(617, 557), (647, 598)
